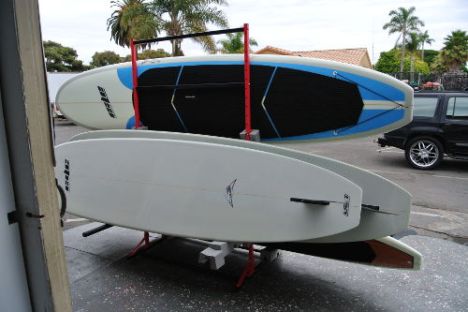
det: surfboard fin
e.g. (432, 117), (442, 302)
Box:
(362, 203), (380, 211)
(290, 198), (330, 205)
(362, 204), (398, 215)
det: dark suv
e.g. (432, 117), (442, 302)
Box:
(378, 91), (468, 169)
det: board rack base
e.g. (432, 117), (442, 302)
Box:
(80, 222), (420, 272)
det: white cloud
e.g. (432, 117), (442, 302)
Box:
(38, 0), (468, 65)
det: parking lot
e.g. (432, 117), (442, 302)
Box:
(54, 120), (468, 311)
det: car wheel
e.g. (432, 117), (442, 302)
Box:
(405, 136), (443, 170)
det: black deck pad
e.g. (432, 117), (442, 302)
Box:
(265, 67), (364, 137)
(138, 67), (184, 131)
(137, 65), (364, 138)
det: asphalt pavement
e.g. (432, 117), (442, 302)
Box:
(66, 223), (468, 312)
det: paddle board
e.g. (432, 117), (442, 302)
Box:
(266, 236), (422, 270)
(56, 54), (413, 141)
(71, 130), (411, 243)
(55, 138), (363, 242)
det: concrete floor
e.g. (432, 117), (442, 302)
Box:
(66, 224), (468, 312)
(53, 120), (468, 311)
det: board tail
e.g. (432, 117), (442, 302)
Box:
(265, 236), (421, 270)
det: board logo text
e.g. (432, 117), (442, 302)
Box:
(225, 179), (237, 208)
(64, 159), (71, 192)
(343, 194), (350, 216)
(97, 86), (116, 118)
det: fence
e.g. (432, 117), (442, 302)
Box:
(440, 73), (468, 91)
(389, 72), (468, 91)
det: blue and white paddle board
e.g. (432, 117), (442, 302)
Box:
(56, 54), (413, 141)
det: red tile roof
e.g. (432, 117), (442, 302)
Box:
(256, 46), (371, 68)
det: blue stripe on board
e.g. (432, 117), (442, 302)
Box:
(172, 66), (189, 132)
(262, 67), (281, 138)
(116, 61), (405, 101)
(263, 109), (406, 142)
(124, 108), (405, 141)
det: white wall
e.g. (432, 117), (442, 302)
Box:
(0, 99), (31, 312)
(46, 72), (79, 103)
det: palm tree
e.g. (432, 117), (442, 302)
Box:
(440, 30), (468, 72)
(150, 0), (228, 56)
(107, 0), (158, 49)
(383, 7), (424, 73)
(218, 33), (258, 53)
(419, 30), (434, 61)
(406, 32), (421, 84)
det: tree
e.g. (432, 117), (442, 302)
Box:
(217, 33), (257, 53)
(43, 41), (86, 72)
(383, 7), (424, 73)
(90, 51), (122, 68)
(139, 48), (171, 59)
(375, 50), (401, 73)
(150, 0), (229, 56)
(419, 30), (434, 61)
(413, 59), (430, 75)
(439, 30), (468, 72)
(122, 48), (171, 61)
(406, 32), (421, 82)
(423, 49), (439, 67)
(107, 0), (158, 49)
(430, 54), (447, 74)
(375, 49), (429, 76)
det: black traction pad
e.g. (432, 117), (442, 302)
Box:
(137, 65), (364, 139)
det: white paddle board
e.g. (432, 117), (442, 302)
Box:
(55, 138), (363, 242)
(71, 130), (411, 243)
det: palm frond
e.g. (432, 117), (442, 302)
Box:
(150, 0), (229, 55)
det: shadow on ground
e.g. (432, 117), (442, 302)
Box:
(71, 239), (385, 312)
(67, 225), (468, 312)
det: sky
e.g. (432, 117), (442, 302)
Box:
(38, 0), (468, 65)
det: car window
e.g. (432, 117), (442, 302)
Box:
(446, 97), (468, 120)
(414, 97), (439, 117)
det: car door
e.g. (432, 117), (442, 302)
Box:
(443, 95), (468, 155)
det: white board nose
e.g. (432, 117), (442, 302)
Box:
(56, 67), (133, 129)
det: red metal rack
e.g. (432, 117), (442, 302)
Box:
(129, 24), (256, 287)
(130, 24), (252, 138)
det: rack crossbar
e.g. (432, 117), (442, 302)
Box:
(130, 24), (251, 136)
(133, 27), (244, 45)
